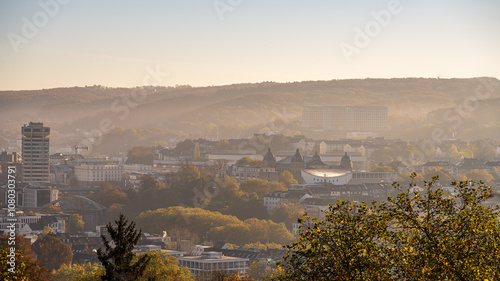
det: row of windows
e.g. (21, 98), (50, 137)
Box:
(352, 173), (396, 179)
(179, 260), (248, 270)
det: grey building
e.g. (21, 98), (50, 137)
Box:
(22, 122), (50, 184)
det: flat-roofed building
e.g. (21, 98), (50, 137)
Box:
(302, 106), (388, 137)
(22, 122), (50, 184)
(74, 164), (123, 183)
(178, 252), (249, 280)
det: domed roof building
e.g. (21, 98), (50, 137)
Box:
(340, 152), (352, 171)
(263, 147), (276, 167)
(263, 148), (276, 162)
(291, 149), (303, 163)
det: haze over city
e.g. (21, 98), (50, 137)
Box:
(1, 1), (500, 280)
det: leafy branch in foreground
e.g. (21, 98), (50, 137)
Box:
(277, 174), (500, 280)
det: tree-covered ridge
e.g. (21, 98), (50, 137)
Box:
(2, 78), (499, 141)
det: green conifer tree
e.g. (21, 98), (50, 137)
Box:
(97, 214), (151, 281)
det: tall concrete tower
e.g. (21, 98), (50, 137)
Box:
(22, 122), (50, 184)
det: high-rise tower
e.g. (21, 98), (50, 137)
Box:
(22, 122), (50, 184)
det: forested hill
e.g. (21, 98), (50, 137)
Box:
(1, 77), (499, 140)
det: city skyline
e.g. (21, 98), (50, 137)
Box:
(1, 0), (499, 90)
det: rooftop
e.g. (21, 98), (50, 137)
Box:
(302, 169), (351, 178)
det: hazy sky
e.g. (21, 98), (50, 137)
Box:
(1, 0), (499, 90)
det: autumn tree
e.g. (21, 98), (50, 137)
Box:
(97, 214), (151, 281)
(243, 242), (281, 251)
(277, 175), (500, 280)
(421, 166), (452, 182)
(136, 250), (193, 281)
(92, 182), (129, 207)
(236, 157), (266, 167)
(54, 263), (104, 281)
(278, 171), (297, 187)
(42, 226), (55, 236)
(276, 200), (392, 280)
(371, 166), (394, 172)
(225, 270), (254, 281)
(249, 261), (280, 281)
(240, 179), (285, 200)
(0, 234), (52, 281)
(137, 207), (293, 245)
(105, 203), (125, 221)
(465, 169), (495, 183)
(386, 176), (500, 279)
(133, 174), (172, 211)
(126, 146), (154, 165)
(69, 213), (85, 233)
(174, 139), (195, 156)
(33, 235), (73, 271)
(269, 203), (304, 229)
(168, 227), (200, 246)
(209, 270), (253, 281)
(42, 204), (61, 213)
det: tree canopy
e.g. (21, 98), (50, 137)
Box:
(279, 171), (298, 187)
(54, 263), (104, 281)
(0, 234), (52, 281)
(235, 157), (267, 167)
(97, 214), (151, 281)
(33, 235), (73, 271)
(277, 174), (500, 280)
(137, 207), (294, 245)
(126, 146), (154, 165)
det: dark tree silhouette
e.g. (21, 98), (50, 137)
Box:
(33, 235), (73, 271)
(97, 214), (151, 281)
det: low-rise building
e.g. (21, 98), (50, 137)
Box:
(178, 251), (249, 279)
(263, 190), (312, 210)
(223, 165), (277, 182)
(0, 212), (67, 235)
(419, 161), (458, 174)
(349, 171), (397, 184)
(0, 183), (59, 208)
(74, 164), (122, 183)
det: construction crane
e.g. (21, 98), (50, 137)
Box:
(74, 144), (89, 155)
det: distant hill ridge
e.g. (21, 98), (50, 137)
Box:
(1, 77), (498, 138)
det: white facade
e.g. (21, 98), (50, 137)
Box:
(301, 169), (352, 185)
(74, 164), (123, 182)
(348, 172), (397, 184)
(122, 164), (153, 174)
(178, 252), (249, 279)
(263, 191), (312, 211)
(0, 214), (66, 235)
(226, 165), (276, 182)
